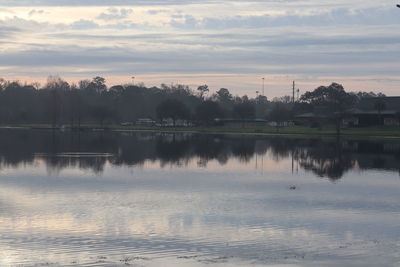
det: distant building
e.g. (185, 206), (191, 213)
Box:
(136, 118), (156, 127)
(294, 112), (330, 127)
(345, 97), (400, 127)
(295, 97), (400, 127)
(158, 118), (192, 127)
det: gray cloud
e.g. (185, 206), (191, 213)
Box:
(171, 14), (183, 19)
(170, 7), (400, 30)
(0, 25), (21, 38)
(69, 19), (99, 30)
(28, 9), (45, 16)
(0, 0), (224, 6)
(147, 9), (169, 15)
(1, 0), (400, 95)
(0, 16), (49, 31)
(46, 31), (400, 49)
(96, 8), (133, 21)
(1, 44), (399, 77)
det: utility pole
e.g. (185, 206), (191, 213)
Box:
(292, 81), (300, 103)
(262, 77), (265, 96)
(292, 81), (295, 103)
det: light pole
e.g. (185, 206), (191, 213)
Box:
(292, 81), (300, 103)
(131, 76), (135, 85)
(262, 77), (265, 96)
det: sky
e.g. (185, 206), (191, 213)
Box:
(0, 0), (399, 98)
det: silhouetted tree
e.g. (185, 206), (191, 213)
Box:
(89, 76), (107, 93)
(300, 83), (357, 135)
(0, 78), (6, 91)
(354, 91), (386, 100)
(273, 95), (292, 104)
(268, 104), (292, 131)
(233, 101), (255, 121)
(156, 99), (190, 126)
(195, 100), (222, 125)
(0, 77), (387, 130)
(91, 105), (114, 127)
(374, 99), (386, 125)
(215, 88), (232, 102)
(197, 85), (209, 99)
(44, 76), (71, 127)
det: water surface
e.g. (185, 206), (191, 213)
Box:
(0, 130), (399, 266)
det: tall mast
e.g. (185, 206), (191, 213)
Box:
(292, 81), (295, 103)
(262, 77), (265, 96)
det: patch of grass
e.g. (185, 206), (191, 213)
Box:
(2, 124), (400, 139)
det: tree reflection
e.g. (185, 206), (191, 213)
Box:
(156, 134), (192, 167)
(0, 129), (398, 180)
(295, 139), (355, 180)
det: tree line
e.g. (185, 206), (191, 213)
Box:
(0, 76), (384, 127)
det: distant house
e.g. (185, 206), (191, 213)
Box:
(136, 118), (156, 127)
(344, 97), (400, 127)
(294, 112), (330, 127)
(158, 118), (192, 127)
(294, 107), (331, 127)
(296, 97), (400, 127)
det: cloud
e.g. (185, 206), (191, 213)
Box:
(0, 25), (21, 39)
(171, 14), (183, 19)
(1, 0), (400, 95)
(0, 16), (48, 31)
(0, 0), (216, 6)
(28, 9), (45, 16)
(147, 9), (169, 15)
(1, 41), (399, 78)
(169, 7), (400, 30)
(69, 19), (99, 30)
(0, 8), (14, 13)
(96, 8), (133, 21)
(170, 15), (198, 29)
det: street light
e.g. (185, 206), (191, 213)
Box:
(131, 76), (135, 85)
(261, 77), (265, 96)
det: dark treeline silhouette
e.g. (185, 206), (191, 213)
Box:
(0, 130), (399, 180)
(0, 77), (383, 126)
(0, 76), (267, 126)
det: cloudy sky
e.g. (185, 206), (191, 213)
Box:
(0, 0), (399, 97)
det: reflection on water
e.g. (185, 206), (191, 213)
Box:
(0, 129), (399, 179)
(0, 129), (399, 266)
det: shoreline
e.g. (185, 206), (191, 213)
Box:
(1, 124), (400, 140)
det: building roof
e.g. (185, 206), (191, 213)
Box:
(347, 108), (398, 115)
(295, 113), (328, 119)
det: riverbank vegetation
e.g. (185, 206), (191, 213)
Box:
(0, 76), (392, 135)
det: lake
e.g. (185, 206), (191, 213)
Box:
(0, 129), (399, 266)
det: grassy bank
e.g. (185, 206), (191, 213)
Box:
(2, 124), (400, 139)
